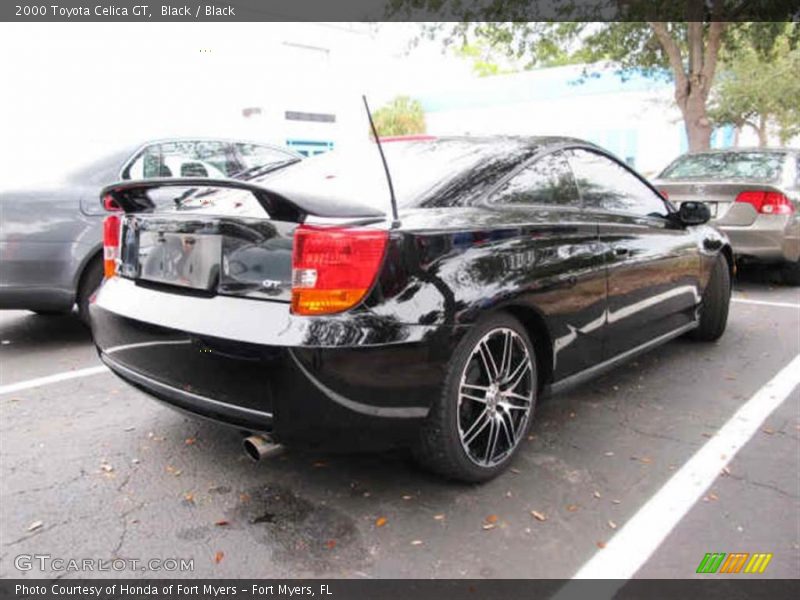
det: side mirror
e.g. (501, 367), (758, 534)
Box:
(679, 201), (711, 226)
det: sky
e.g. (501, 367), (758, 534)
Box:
(0, 22), (473, 188)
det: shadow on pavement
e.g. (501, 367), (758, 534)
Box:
(0, 310), (91, 353)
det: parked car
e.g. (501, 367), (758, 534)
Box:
(653, 148), (799, 284)
(90, 136), (732, 482)
(0, 138), (301, 321)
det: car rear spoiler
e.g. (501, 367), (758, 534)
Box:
(100, 178), (387, 221)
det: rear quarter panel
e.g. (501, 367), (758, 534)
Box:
(0, 186), (100, 305)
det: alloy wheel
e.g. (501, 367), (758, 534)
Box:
(457, 327), (534, 467)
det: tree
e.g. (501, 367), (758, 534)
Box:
(389, 2), (796, 151)
(370, 96), (427, 137)
(709, 35), (800, 146)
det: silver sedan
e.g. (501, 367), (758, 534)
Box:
(653, 148), (800, 284)
(0, 138), (301, 321)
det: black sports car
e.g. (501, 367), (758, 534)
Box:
(90, 136), (732, 482)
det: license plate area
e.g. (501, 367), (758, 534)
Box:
(136, 229), (222, 291)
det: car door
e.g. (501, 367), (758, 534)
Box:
(565, 148), (702, 360)
(486, 150), (607, 379)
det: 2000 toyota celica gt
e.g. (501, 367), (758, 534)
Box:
(91, 136), (732, 482)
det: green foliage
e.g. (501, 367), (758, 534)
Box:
(371, 96), (427, 137)
(390, 1), (796, 149)
(710, 34), (800, 144)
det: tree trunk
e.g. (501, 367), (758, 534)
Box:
(680, 93), (713, 151)
(757, 115), (768, 147)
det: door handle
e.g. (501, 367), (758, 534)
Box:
(614, 246), (630, 256)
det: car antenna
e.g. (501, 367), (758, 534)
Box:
(362, 95), (400, 227)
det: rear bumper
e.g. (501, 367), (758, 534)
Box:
(90, 280), (464, 449)
(718, 215), (799, 263)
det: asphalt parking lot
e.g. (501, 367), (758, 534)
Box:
(1, 271), (798, 580)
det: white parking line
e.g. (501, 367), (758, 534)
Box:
(0, 365), (109, 395)
(567, 352), (800, 583)
(732, 297), (800, 309)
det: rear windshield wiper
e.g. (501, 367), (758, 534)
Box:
(171, 159), (303, 207)
(232, 158), (302, 180)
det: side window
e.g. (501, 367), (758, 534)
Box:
(235, 143), (293, 170)
(490, 151), (581, 207)
(124, 145), (169, 179)
(123, 141), (238, 180)
(566, 148), (669, 218)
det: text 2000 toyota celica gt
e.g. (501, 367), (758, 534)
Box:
(91, 136), (732, 482)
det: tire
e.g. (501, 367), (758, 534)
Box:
(414, 313), (538, 482)
(781, 259), (800, 286)
(77, 257), (104, 325)
(689, 254), (731, 342)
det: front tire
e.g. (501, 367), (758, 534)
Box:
(689, 254), (731, 342)
(414, 313), (537, 482)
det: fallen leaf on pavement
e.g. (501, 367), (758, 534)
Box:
(184, 493), (194, 504)
(402, 495), (413, 500)
(485, 514), (498, 524)
(762, 427), (775, 435)
(482, 523), (496, 530)
(596, 541), (607, 549)
(566, 504), (579, 512)
(593, 490), (602, 499)
(27, 521), (43, 532)
(608, 520), (617, 530)
(325, 540), (336, 550)
(433, 514), (445, 521)
(531, 511), (547, 522)
(214, 520), (230, 527)
(410, 540), (423, 546)
(185, 437), (196, 445)
(375, 517), (387, 527)
(214, 551), (224, 564)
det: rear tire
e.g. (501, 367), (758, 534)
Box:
(689, 254), (731, 342)
(77, 257), (103, 325)
(781, 259), (800, 286)
(413, 313), (537, 483)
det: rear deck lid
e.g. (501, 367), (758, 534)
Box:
(105, 177), (387, 304)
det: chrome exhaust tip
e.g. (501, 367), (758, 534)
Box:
(242, 434), (283, 461)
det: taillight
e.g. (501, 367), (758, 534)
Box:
(735, 190), (795, 215)
(291, 225), (388, 316)
(103, 215), (121, 278)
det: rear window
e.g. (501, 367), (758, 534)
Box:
(257, 138), (537, 210)
(660, 152), (785, 182)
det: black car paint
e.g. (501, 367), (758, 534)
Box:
(90, 137), (730, 450)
